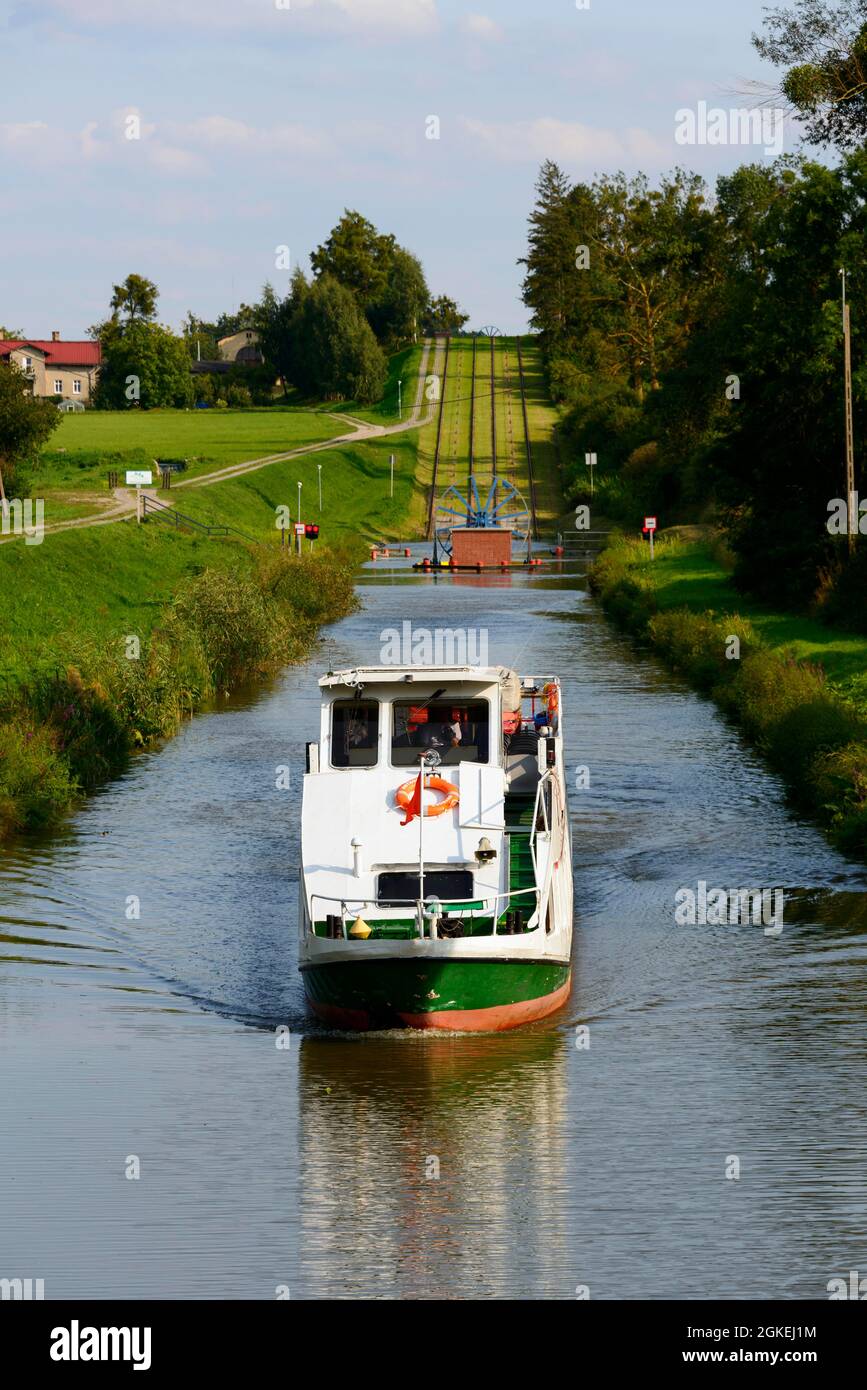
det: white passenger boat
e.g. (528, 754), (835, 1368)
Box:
(299, 665), (572, 1030)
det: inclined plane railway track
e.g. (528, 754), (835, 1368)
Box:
(426, 334), (538, 540)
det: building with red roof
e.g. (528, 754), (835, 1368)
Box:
(0, 333), (102, 403)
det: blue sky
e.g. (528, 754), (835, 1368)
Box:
(0, 0), (795, 336)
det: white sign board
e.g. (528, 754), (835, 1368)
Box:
(644, 516), (657, 531)
(126, 470), (153, 486)
(295, 522), (305, 535)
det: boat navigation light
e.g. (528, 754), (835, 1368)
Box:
(475, 837), (497, 863)
(351, 838), (363, 877)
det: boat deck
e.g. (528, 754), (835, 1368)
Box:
(310, 787), (541, 941)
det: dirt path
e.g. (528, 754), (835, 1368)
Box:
(0, 338), (442, 544)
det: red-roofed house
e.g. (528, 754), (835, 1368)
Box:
(0, 332), (102, 403)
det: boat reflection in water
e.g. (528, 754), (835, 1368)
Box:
(297, 1026), (570, 1299)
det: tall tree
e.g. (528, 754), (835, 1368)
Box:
(254, 273), (308, 396)
(712, 153), (867, 601)
(0, 362), (60, 507)
(109, 273), (159, 323)
(311, 211), (395, 309)
(291, 274), (387, 403)
(753, 0), (867, 149)
(94, 319), (193, 410)
(421, 295), (469, 335)
(520, 160), (578, 346)
(367, 247), (429, 345)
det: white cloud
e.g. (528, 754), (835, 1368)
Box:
(181, 116), (331, 159)
(459, 13), (503, 41)
(0, 121), (50, 146)
(146, 145), (209, 176)
(461, 117), (667, 168)
(0, 110), (333, 177)
(39, 0), (439, 35)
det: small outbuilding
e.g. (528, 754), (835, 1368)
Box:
(449, 527), (512, 567)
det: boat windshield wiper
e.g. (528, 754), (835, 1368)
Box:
(414, 686), (446, 710)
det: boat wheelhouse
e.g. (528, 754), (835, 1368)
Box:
(299, 665), (572, 1031)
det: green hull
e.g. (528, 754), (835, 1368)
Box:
(302, 957), (571, 1032)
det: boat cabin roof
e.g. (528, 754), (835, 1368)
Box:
(320, 665), (518, 690)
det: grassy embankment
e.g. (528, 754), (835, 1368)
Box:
(0, 375), (434, 837)
(31, 408), (347, 523)
(590, 534), (867, 854)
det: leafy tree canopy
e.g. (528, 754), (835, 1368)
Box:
(109, 273), (159, 323)
(0, 361), (61, 496)
(753, 0), (867, 148)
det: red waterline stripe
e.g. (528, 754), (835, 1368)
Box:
(308, 977), (571, 1033)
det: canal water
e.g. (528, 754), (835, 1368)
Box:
(2, 550), (867, 1300)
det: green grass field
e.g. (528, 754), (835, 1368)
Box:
(39, 406), (344, 497)
(170, 435), (426, 543)
(637, 538), (867, 706)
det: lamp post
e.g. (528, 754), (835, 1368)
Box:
(840, 268), (855, 553)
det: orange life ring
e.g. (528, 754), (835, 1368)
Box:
(395, 775), (460, 817)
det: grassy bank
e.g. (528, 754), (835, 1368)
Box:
(0, 384), (430, 837)
(589, 535), (867, 855)
(173, 435), (425, 543)
(29, 408), (346, 521)
(0, 545), (357, 839)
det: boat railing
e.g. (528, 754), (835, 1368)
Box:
(530, 769), (557, 929)
(308, 884), (541, 941)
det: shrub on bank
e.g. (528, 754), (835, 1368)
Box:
(166, 570), (286, 689)
(590, 537), (867, 856)
(649, 610), (755, 693)
(0, 549), (358, 840)
(588, 540), (657, 633)
(0, 722), (78, 836)
(810, 742), (867, 852)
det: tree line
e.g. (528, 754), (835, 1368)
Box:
(93, 212), (467, 411)
(524, 0), (867, 622)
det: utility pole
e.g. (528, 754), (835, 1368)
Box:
(317, 463), (322, 512)
(841, 268), (856, 554)
(398, 378), (402, 421)
(297, 480), (302, 556)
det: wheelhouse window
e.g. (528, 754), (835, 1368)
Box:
(330, 699), (379, 768)
(391, 700), (489, 766)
